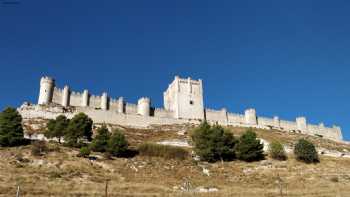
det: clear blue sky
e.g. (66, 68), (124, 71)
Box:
(0, 1), (349, 140)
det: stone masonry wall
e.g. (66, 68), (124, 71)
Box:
(40, 76), (343, 142)
(18, 103), (199, 128)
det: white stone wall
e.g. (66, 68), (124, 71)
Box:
(52, 87), (63, 104)
(89, 95), (102, 108)
(34, 75), (343, 142)
(279, 120), (298, 131)
(125, 103), (137, 114)
(205, 108), (228, 125)
(257, 117), (275, 128)
(227, 113), (245, 125)
(154, 108), (173, 118)
(69, 91), (83, 107)
(18, 103), (199, 128)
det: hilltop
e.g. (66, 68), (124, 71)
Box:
(1, 119), (350, 197)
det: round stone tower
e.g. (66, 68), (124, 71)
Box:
(117, 97), (124, 113)
(61, 85), (70, 107)
(82, 89), (89, 107)
(101, 92), (108, 110)
(137, 97), (151, 116)
(244, 108), (257, 125)
(38, 76), (55, 105)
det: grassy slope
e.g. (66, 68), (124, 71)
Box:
(1, 122), (350, 196)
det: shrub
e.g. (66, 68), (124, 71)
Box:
(268, 141), (287, 160)
(78, 146), (91, 158)
(107, 129), (128, 157)
(90, 125), (110, 152)
(103, 152), (113, 160)
(44, 115), (69, 143)
(138, 143), (189, 160)
(294, 139), (319, 163)
(191, 122), (236, 162)
(235, 129), (264, 162)
(31, 141), (48, 156)
(0, 107), (25, 146)
(64, 113), (93, 147)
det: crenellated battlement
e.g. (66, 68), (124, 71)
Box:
(35, 75), (344, 142)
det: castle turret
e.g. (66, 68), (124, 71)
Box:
(117, 97), (124, 113)
(333, 125), (343, 140)
(296, 116), (307, 131)
(101, 92), (108, 110)
(38, 76), (55, 105)
(82, 89), (89, 107)
(245, 108), (257, 125)
(137, 97), (151, 116)
(273, 116), (280, 128)
(61, 85), (70, 107)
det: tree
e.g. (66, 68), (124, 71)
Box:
(294, 139), (319, 163)
(107, 129), (128, 157)
(268, 141), (287, 160)
(90, 125), (110, 152)
(44, 115), (69, 143)
(191, 122), (236, 162)
(64, 113), (93, 147)
(235, 129), (264, 162)
(0, 107), (25, 146)
(78, 146), (91, 158)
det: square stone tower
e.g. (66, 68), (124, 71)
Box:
(164, 76), (204, 120)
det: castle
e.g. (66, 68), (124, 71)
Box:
(18, 76), (343, 141)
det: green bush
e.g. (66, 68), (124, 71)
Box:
(78, 146), (91, 158)
(235, 129), (264, 162)
(294, 139), (319, 163)
(107, 129), (128, 157)
(268, 141), (287, 160)
(0, 107), (25, 147)
(138, 143), (189, 160)
(31, 141), (48, 156)
(191, 122), (236, 162)
(90, 125), (110, 152)
(45, 115), (69, 143)
(64, 113), (93, 147)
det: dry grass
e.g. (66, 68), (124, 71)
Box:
(11, 120), (350, 196)
(1, 142), (350, 196)
(138, 143), (189, 160)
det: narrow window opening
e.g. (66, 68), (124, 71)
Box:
(190, 100), (194, 105)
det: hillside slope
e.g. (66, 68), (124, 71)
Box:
(1, 120), (350, 196)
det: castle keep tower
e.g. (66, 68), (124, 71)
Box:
(164, 76), (204, 120)
(38, 76), (55, 105)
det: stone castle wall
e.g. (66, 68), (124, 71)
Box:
(34, 76), (343, 142)
(18, 103), (199, 128)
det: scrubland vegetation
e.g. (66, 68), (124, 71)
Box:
(1, 106), (349, 196)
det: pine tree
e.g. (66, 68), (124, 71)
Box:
(64, 113), (93, 147)
(107, 129), (128, 157)
(44, 115), (69, 143)
(235, 129), (264, 162)
(294, 139), (319, 163)
(0, 107), (25, 146)
(191, 122), (236, 162)
(90, 125), (110, 152)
